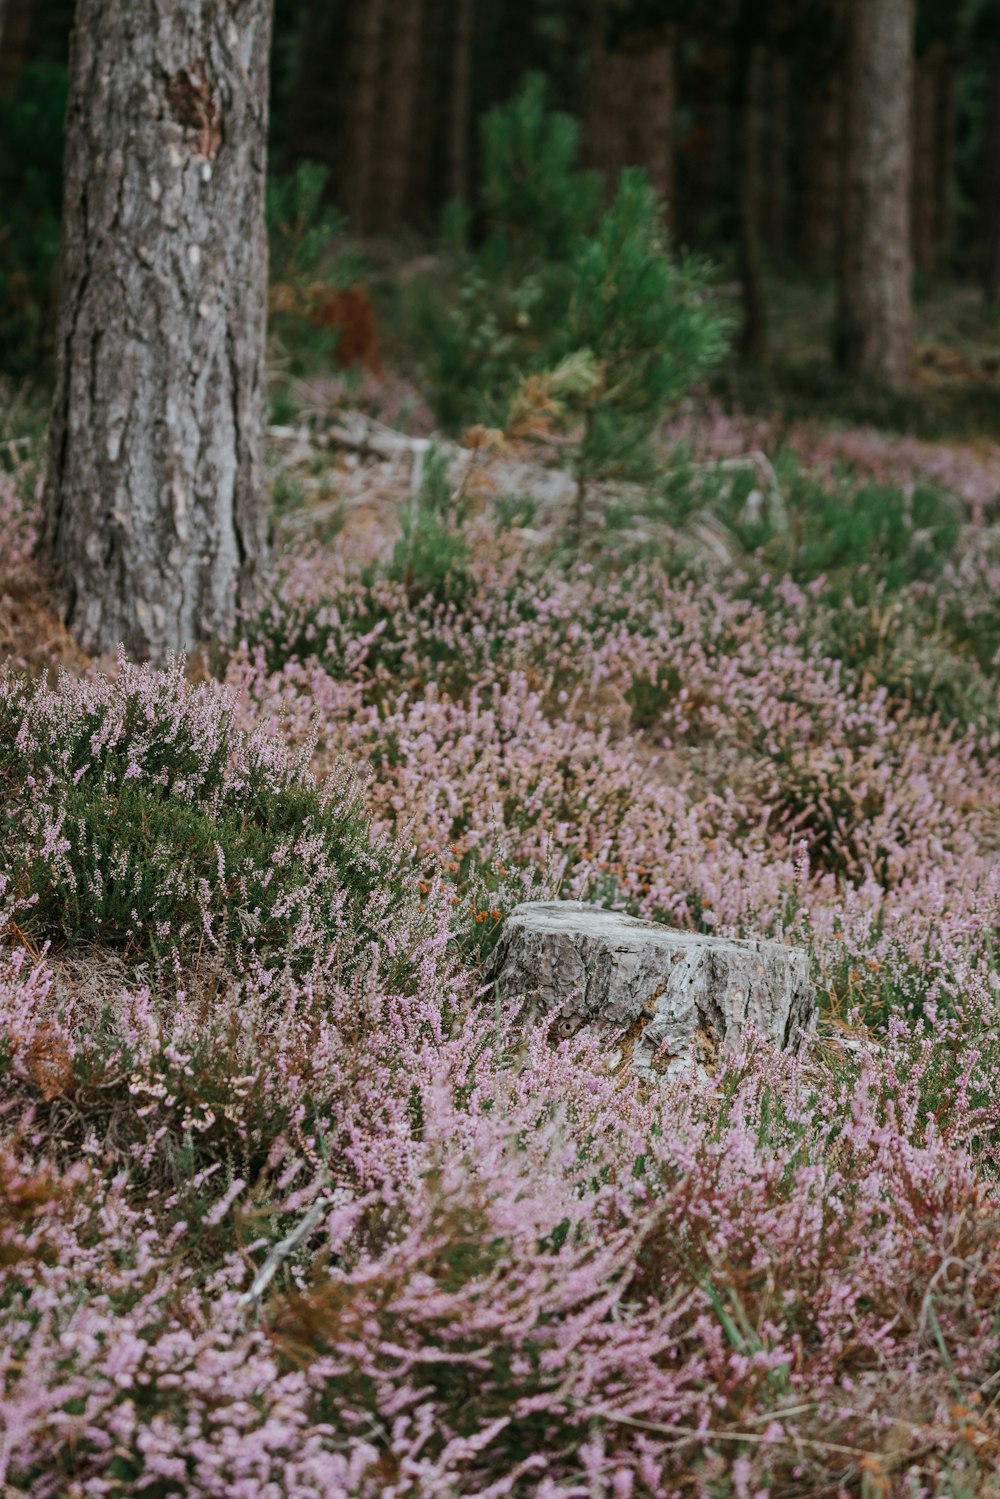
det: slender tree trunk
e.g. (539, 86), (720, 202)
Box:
(912, 46), (953, 280)
(799, 68), (841, 272)
(836, 0), (914, 390)
(932, 53), (955, 279)
(912, 52), (937, 277)
(585, 17), (676, 226)
(638, 29), (676, 227)
(0, 0), (31, 96)
(763, 51), (789, 264)
(373, 0), (426, 234)
(340, 0), (385, 233)
(285, 0), (348, 178)
(733, 11), (767, 362)
(41, 0), (272, 661)
(447, 0), (475, 205)
(985, 49), (1000, 305)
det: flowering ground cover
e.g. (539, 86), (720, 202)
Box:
(1, 410), (999, 1495)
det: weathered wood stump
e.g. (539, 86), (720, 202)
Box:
(485, 901), (815, 1079)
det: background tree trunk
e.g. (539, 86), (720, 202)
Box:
(41, 0), (272, 661)
(733, 7), (767, 363)
(836, 0), (914, 390)
(340, 0), (385, 234)
(446, 0), (475, 205)
(374, 0), (427, 234)
(798, 69), (841, 273)
(0, 0), (32, 96)
(982, 48), (1000, 304)
(585, 14), (676, 227)
(284, 0), (347, 179)
(762, 50), (789, 264)
(912, 45), (954, 280)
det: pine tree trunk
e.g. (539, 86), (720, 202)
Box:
(636, 30), (676, 226)
(799, 68), (841, 273)
(931, 53), (955, 278)
(763, 52), (789, 264)
(285, 0), (348, 179)
(985, 49), (1000, 305)
(446, 0), (474, 205)
(0, 0), (32, 96)
(373, 0), (426, 234)
(340, 0), (385, 234)
(912, 46), (952, 280)
(836, 0), (914, 391)
(733, 12), (767, 363)
(41, 0), (272, 661)
(585, 20), (676, 226)
(912, 53), (937, 277)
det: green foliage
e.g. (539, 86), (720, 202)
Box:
(479, 73), (601, 267)
(0, 665), (396, 976)
(556, 169), (730, 508)
(0, 65), (67, 376)
(719, 459), (961, 601)
(424, 78), (728, 526)
(266, 161), (363, 373)
(386, 445), (470, 603)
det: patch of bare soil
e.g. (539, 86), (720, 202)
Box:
(0, 561), (88, 676)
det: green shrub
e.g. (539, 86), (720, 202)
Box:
(0, 660), (397, 976)
(266, 160), (363, 374)
(423, 78), (729, 532)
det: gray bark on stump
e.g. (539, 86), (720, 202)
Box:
(41, 0), (272, 661)
(836, 0), (914, 392)
(486, 902), (816, 1081)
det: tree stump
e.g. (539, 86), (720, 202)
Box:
(485, 902), (815, 1080)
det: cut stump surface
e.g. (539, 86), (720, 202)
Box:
(485, 901), (816, 1079)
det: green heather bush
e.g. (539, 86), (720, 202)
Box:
(0, 660), (397, 975)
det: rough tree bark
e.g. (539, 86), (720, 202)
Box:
(836, 0), (914, 391)
(41, 0), (271, 661)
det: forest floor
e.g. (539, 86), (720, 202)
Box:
(1, 336), (1000, 1494)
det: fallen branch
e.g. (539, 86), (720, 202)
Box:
(324, 411), (448, 492)
(237, 1193), (331, 1310)
(690, 449), (787, 529)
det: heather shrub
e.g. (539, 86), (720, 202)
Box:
(723, 462), (961, 602)
(0, 658), (399, 976)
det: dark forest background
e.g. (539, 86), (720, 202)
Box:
(1, 0), (999, 423)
